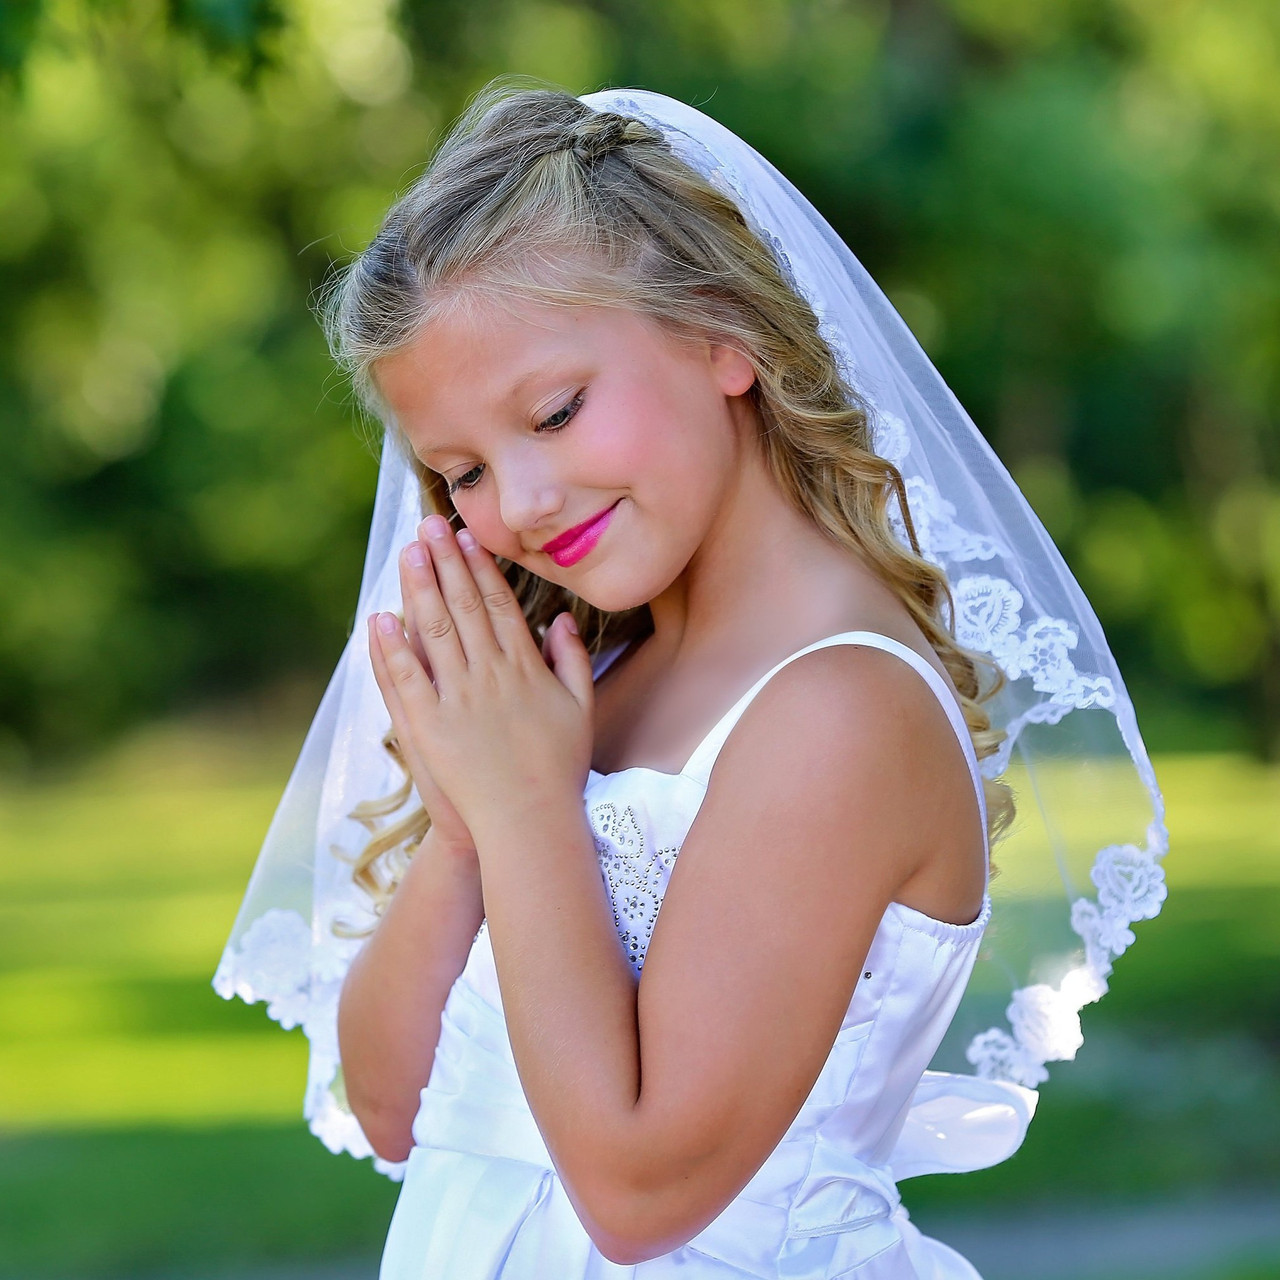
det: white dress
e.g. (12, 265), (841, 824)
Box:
(380, 631), (1027, 1280)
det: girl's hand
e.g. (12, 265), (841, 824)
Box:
(367, 515), (595, 845)
(371, 543), (476, 858)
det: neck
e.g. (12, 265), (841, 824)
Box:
(644, 432), (880, 668)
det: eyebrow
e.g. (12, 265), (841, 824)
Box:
(416, 362), (565, 461)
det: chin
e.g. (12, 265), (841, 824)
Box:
(503, 557), (638, 613)
(512, 538), (682, 614)
(566, 580), (653, 615)
(555, 559), (675, 616)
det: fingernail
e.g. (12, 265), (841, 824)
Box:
(422, 515), (449, 541)
(406, 542), (426, 567)
(376, 613), (399, 635)
(457, 528), (477, 551)
(564, 614), (578, 636)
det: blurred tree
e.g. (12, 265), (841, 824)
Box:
(0, 0), (1276, 765)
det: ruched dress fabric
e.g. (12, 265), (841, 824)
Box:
(379, 632), (1014, 1280)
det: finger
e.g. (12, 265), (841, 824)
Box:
(367, 615), (441, 801)
(456, 525), (538, 657)
(368, 611), (448, 803)
(367, 612), (409, 726)
(545, 612), (595, 711)
(367, 613), (420, 774)
(398, 548), (435, 681)
(369, 609), (440, 728)
(400, 539), (468, 691)
(419, 515), (501, 664)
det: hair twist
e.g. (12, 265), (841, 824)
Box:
(569, 110), (661, 163)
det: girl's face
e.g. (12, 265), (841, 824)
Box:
(374, 296), (758, 612)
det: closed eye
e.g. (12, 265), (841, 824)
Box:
(445, 391), (585, 496)
(538, 390), (584, 432)
(446, 465), (484, 496)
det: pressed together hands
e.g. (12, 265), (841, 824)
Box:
(367, 512), (598, 858)
(345, 510), (623, 1172)
(354, 512), (686, 1254)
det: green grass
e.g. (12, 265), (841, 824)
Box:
(2, 717), (1278, 1276)
(1088, 1241), (1280, 1280)
(1197, 1263), (1280, 1280)
(0, 1127), (394, 1278)
(0, 717), (311, 1130)
(0, 716), (402, 1277)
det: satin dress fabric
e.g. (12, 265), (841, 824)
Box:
(379, 632), (1035, 1279)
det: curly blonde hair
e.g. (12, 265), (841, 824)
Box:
(321, 79), (1015, 917)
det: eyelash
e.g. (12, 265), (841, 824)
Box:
(445, 391), (585, 496)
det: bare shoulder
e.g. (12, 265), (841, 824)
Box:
(740, 639), (962, 749)
(659, 637), (985, 982)
(708, 641), (974, 858)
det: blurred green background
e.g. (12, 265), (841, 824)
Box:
(1, 0), (1277, 1277)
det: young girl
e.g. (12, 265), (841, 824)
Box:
(215, 84), (1168, 1279)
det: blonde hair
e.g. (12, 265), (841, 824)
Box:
(322, 79), (1015, 916)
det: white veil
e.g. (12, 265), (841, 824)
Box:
(213, 87), (1169, 1180)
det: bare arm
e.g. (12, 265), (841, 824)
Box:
(472, 648), (980, 1263)
(337, 828), (485, 1163)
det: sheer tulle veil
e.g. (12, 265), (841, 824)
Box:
(213, 87), (1169, 1178)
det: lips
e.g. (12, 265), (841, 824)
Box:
(541, 501), (620, 568)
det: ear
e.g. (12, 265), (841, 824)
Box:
(709, 343), (757, 397)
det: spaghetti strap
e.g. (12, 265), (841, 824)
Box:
(680, 631), (990, 862)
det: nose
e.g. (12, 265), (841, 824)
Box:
(496, 454), (565, 541)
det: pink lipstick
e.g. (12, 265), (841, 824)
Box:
(541, 501), (620, 568)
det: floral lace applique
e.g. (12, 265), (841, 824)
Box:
(214, 908), (313, 1029)
(870, 408), (912, 467)
(213, 903), (405, 1180)
(891, 481), (1008, 568)
(589, 801), (680, 973)
(871, 442), (1161, 1093)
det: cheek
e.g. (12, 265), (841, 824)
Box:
(599, 377), (727, 490)
(455, 493), (522, 559)
(617, 417), (734, 521)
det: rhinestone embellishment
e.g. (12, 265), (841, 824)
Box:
(589, 801), (680, 973)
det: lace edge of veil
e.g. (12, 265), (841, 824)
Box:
(595, 89), (1171, 1091)
(210, 444), (1169, 1165)
(211, 90), (1170, 1166)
